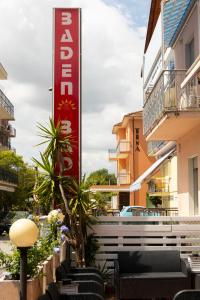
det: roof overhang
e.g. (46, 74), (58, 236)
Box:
(144, 0), (161, 54)
(112, 111), (142, 134)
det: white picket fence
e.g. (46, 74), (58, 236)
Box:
(88, 216), (200, 270)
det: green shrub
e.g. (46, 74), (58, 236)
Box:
(0, 218), (62, 279)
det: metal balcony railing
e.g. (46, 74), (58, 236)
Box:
(0, 89), (14, 119)
(0, 168), (18, 185)
(116, 140), (130, 153)
(117, 173), (130, 185)
(109, 141), (131, 160)
(108, 149), (117, 160)
(143, 70), (186, 136)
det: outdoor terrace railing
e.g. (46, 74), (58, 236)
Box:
(0, 129), (11, 149)
(0, 167), (18, 185)
(108, 140), (130, 160)
(116, 140), (130, 153)
(117, 172), (130, 184)
(89, 215), (200, 271)
(108, 149), (117, 160)
(0, 89), (14, 119)
(143, 70), (186, 136)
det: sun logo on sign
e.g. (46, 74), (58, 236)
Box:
(57, 99), (76, 111)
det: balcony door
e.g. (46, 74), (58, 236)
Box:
(189, 157), (199, 215)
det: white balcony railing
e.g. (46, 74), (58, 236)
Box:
(117, 173), (130, 185)
(108, 149), (117, 160)
(117, 140), (130, 153)
(109, 140), (131, 160)
(143, 70), (188, 136)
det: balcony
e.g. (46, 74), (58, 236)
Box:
(117, 172), (130, 185)
(0, 130), (11, 150)
(0, 167), (18, 192)
(0, 168), (18, 185)
(143, 70), (200, 141)
(116, 140), (130, 158)
(147, 178), (170, 196)
(0, 89), (14, 120)
(109, 140), (131, 161)
(108, 149), (117, 161)
(7, 125), (16, 137)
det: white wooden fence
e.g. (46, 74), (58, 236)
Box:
(88, 216), (200, 270)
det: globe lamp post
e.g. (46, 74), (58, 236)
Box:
(9, 219), (39, 300)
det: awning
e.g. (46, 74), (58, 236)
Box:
(130, 148), (175, 192)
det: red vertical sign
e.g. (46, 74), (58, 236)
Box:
(53, 8), (81, 180)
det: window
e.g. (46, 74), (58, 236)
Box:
(185, 38), (195, 68)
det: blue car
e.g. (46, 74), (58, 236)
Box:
(119, 206), (145, 217)
(119, 206), (161, 217)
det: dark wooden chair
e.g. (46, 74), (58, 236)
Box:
(56, 264), (104, 286)
(61, 261), (102, 278)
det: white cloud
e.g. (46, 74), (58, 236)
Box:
(0, 0), (146, 175)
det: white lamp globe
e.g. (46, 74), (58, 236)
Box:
(9, 219), (39, 247)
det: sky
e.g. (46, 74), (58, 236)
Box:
(0, 0), (150, 176)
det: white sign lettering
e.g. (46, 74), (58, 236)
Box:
(61, 29), (73, 43)
(61, 12), (72, 25)
(62, 64), (72, 77)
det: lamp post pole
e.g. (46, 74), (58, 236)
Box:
(19, 247), (28, 300)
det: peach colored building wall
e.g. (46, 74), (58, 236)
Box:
(132, 118), (155, 206)
(112, 112), (155, 207)
(117, 128), (126, 142)
(177, 123), (200, 215)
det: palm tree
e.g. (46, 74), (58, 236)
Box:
(33, 119), (93, 266)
